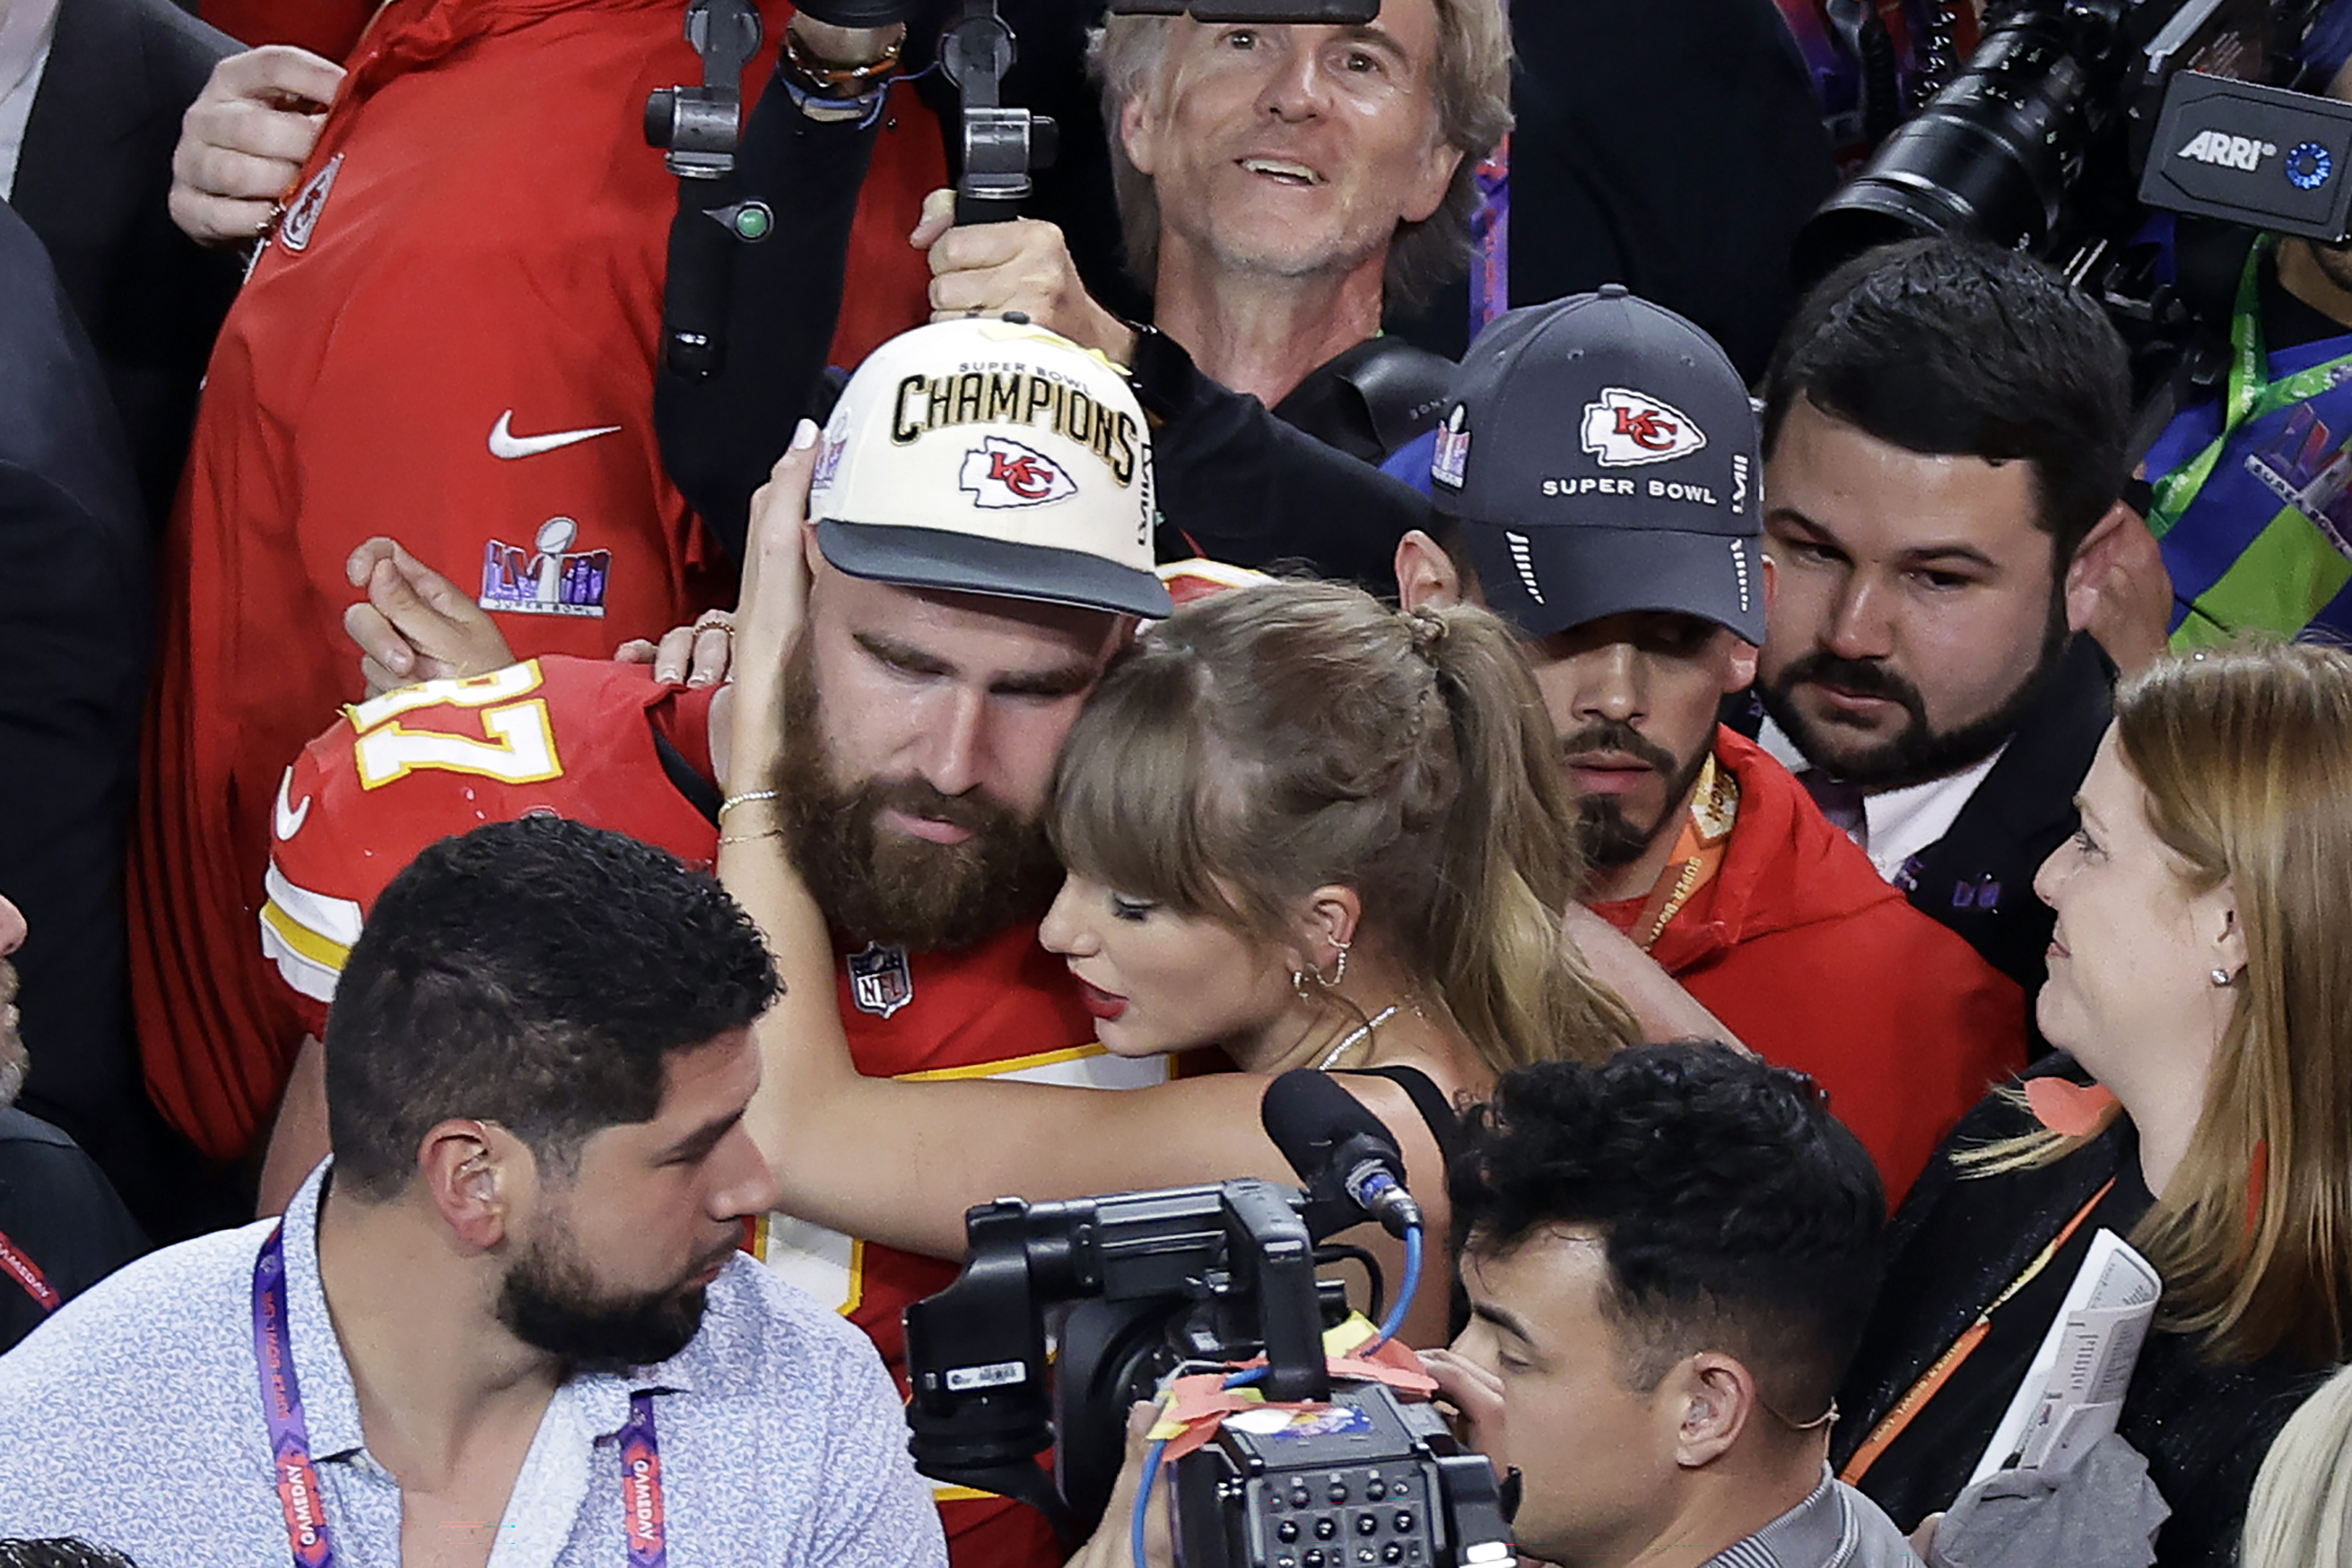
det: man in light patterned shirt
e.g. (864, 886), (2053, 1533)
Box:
(0, 817), (944, 1568)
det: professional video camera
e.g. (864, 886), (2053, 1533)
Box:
(645, 0), (1379, 376)
(901, 1069), (1516, 1568)
(1796, 0), (2352, 418)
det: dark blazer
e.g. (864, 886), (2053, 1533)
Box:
(1728, 633), (2114, 1000)
(0, 1108), (146, 1353)
(13, 0), (241, 526)
(0, 201), (156, 1227)
(1892, 634), (2113, 997)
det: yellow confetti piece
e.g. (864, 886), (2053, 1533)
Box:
(1322, 1313), (1378, 1356)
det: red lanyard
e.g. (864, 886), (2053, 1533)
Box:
(0, 1224), (59, 1313)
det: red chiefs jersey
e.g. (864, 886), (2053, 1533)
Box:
(130, 0), (949, 1164)
(261, 656), (1157, 1568)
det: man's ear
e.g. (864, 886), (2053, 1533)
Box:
(1397, 529), (1462, 613)
(1721, 635), (1761, 696)
(1119, 85), (1163, 179)
(1668, 1353), (1756, 1469)
(1400, 141), (1464, 226)
(2063, 501), (2139, 633)
(417, 1120), (526, 1253)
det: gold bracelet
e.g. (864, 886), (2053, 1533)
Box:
(718, 788), (782, 818)
(716, 827), (784, 846)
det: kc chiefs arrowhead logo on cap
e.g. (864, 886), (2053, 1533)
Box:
(1580, 387), (1707, 469)
(958, 437), (1079, 509)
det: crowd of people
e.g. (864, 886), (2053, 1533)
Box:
(7, 0), (2352, 1564)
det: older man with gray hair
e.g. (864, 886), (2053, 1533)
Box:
(1048, 0), (1509, 456)
(784, 0), (1509, 464)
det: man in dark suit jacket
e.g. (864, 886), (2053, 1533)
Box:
(1731, 238), (2136, 1012)
(0, 200), (207, 1239)
(13, 0), (240, 524)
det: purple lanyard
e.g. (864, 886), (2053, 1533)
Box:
(250, 1225), (669, 1567)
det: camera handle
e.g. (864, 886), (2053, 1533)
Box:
(942, 0), (1057, 225)
(646, 0), (774, 378)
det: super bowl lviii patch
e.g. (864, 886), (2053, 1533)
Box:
(479, 518), (611, 618)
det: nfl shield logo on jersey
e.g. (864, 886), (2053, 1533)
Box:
(847, 941), (914, 1019)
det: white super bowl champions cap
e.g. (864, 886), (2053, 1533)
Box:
(811, 317), (1173, 619)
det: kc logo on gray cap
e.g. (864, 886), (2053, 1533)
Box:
(1580, 388), (1706, 468)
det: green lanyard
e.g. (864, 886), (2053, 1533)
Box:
(2145, 237), (2352, 540)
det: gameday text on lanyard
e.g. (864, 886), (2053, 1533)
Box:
(252, 1226), (671, 1567)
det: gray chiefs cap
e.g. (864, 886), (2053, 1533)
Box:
(1430, 285), (1765, 644)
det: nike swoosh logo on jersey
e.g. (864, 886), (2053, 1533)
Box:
(274, 769), (312, 841)
(487, 411), (624, 460)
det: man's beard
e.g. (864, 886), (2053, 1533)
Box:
(0, 960), (24, 1112)
(770, 641), (1063, 952)
(1561, 722), (1712, 871)
(1759, 593), (2069, 790)
(496, 1216), (729, 1374)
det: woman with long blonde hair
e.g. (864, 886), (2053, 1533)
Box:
(1831, 642), (2352, 1566)
(719, 443), (1646, 1355)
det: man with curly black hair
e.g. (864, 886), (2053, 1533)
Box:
(1423, 1042), (1923, 1568)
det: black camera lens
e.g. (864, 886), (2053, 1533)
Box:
(1796, 6), (2099, 283)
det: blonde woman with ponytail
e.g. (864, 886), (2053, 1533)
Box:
(723, 493), (1645, 1349)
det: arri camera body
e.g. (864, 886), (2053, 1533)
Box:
(902, 1070), (1515, 1568)
(1797, 0), (2352, 423)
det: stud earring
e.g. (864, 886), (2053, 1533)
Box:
(2211, 967), (2238, 988)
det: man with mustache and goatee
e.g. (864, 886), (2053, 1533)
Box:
(0, 888), (147, 1353)
(248, 317), (1173, 1568)
(1393, 286), (2025, 1204)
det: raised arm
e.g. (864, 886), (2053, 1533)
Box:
(720, 431), (1454, 1340)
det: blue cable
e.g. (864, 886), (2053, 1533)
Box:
(1132, 1435), (1169, 1568)
(1365, 1220), (1424, 1354)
